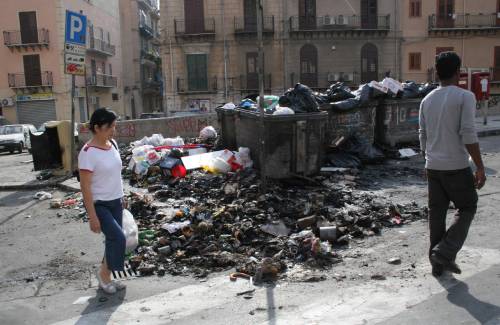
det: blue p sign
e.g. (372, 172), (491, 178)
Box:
(65, 11), (87, 45)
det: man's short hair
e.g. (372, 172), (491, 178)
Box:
(435, 51), (461, 81)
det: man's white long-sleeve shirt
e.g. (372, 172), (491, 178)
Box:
(419, 85), (478, 170)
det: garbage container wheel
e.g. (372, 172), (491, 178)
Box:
(18, 142), (23, 154)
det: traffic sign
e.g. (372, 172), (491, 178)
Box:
(65, 43), (86, 56)
(65, 10), (87, 45)
(65, 53), (85, 76)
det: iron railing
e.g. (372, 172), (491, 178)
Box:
(88, 37), (115, 56)
(174, 18), (216, 35)
(177, 76), (218, 93)
(234, 16), (275, 34)
(3, 29), (49, 46)
(87, 74), (117, 88)
(138, 0), (158, 11)
(429, 13), (500, 29)
(8, 71), (53, 88)
(289, 15), (391, 32)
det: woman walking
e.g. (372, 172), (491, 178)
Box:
(79, 108), (126, 294)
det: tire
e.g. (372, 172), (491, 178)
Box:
(18, 143), (23, 154)
(9, 150), (14, 154)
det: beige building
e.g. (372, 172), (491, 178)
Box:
(0, 0), (124, 127)
(120, 0), (162, 119)
(161, 0), (402, 114)
(400, 0), (500, 94)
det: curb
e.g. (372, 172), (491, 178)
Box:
(0, 176), (73, 192)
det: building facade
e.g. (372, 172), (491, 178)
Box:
(0, 0), (123, 127)
(120, 0), (163, 119)
(400, 0), (500, 94)
(161, 0), (402, 114)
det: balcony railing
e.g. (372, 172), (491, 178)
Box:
(289, 72), (376, 90)
(139, 22), (155, 38)
(88, 37), (115, 56)
(429, 14), (500, 30)
(87, 74), (117, 88)
(138, 0), (158, 11)
(234, 16), (275, 34)
(8, 71), (53, 88)
(142, 77), (162, 92)
(177, 76), (218, 93)
(174, 18), (216, 37)
(290, 15), (391, 32)
(3, 29), (49, 48)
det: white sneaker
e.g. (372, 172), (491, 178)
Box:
(112, 280), (126, 291)
(96, 270), (116, 294)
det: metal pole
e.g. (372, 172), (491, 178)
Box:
(482, 99), (488, 125)
(221, 0), (228, 102)
(70, 75), (76, 174)
(84, 66), (90, 120)
(257, 0), (267, 192)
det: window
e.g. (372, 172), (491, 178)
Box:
(106, 31), (111, 44)
(19, 11), (38, 44)
(23, 54), (42, 86)
(186, 54), (208, 91)
(494, 46), (500, 81)
(112, 93), (119, 101)
(409, 52), (421, 70)
(409, 0), (421, 17)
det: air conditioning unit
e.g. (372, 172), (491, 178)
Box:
(0, 97), (14, 107)
(337, 15), (348, 25)
(327, 73), (338, 82)
(323, 15), (335, 25)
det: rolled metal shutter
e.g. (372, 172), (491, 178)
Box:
(17, 100), (57, 128)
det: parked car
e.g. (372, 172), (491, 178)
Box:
(0, 124), (37, 154)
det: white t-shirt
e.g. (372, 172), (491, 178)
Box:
(78, 141), (124, 201)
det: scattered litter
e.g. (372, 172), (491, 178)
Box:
(72, 296), (92, 305)
(387, 257), (402, 265)
(34, 191), (52, 201)
(399, 148), (418, 158)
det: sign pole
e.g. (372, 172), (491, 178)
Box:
(256, 0), (266, 193)
(70, 75), (76, 173)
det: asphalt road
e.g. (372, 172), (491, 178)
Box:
(0, 136), (499, 325)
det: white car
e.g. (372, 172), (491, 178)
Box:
(0, 124), (37, 154)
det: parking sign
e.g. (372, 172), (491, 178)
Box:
(65, 11), (87, 45)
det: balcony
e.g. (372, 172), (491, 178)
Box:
(429, 14), (500, 36)
(224, 74), (272, 93)
(139, 22), (155, 39)
(177, 76), (218, 94)
(3, 29), (49, 49)
(234, 16), (274, 39)
(138, 0), (158, 12)
(141, 49), (160, 67)
(8, 71), (53, 89)
(289, 15), (390, 39)
(174, 18), (216, 41)
(87, 37), (115, 56)
(87, 74), (117, 88)
(142, 77), (162, 94)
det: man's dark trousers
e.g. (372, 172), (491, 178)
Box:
(427, 168), (478, 262)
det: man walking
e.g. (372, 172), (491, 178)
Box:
(419, 52), (487, 276)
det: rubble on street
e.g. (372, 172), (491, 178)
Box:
(110, 131), (427, 281)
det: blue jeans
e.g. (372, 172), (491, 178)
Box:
(94, 198), (125, 271)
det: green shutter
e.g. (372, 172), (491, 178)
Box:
(187, 54), (208, 91)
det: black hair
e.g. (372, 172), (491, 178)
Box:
(435, 51), (461, 81)
(89, 108), (117, 133)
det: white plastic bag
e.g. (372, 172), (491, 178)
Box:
(199, 126), (218, 140)
(122, 209), (138, 254)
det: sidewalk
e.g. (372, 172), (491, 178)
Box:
(476, 115), (500, 137)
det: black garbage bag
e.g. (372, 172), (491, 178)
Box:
(353, 84), (371, 105)
(418, 83), (438, 97)
(328, 152), (362, 168)
(326, 82), (356, 102)
(402, 81), (420, 99)
(283, 83), (320, 113)
(330, 98), (362, 111)
(340, 136), (385, 164)
(314, 92), (330, 105)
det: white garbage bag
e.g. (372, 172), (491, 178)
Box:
(122, 209), (138, 254)
(199, 126), (218, 140)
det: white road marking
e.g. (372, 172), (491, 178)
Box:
(52, 246), (500, 325)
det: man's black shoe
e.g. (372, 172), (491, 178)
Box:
(431, 263), (444, 277)
(430, 253), (462, 274)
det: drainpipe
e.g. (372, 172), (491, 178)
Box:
(169, 32), (175, 114)
(221, 0), (228, 102)
(282, 0), (288, 91)
(462, 0), (465, 66)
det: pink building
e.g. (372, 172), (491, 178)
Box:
(0, 0), (123, 127)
